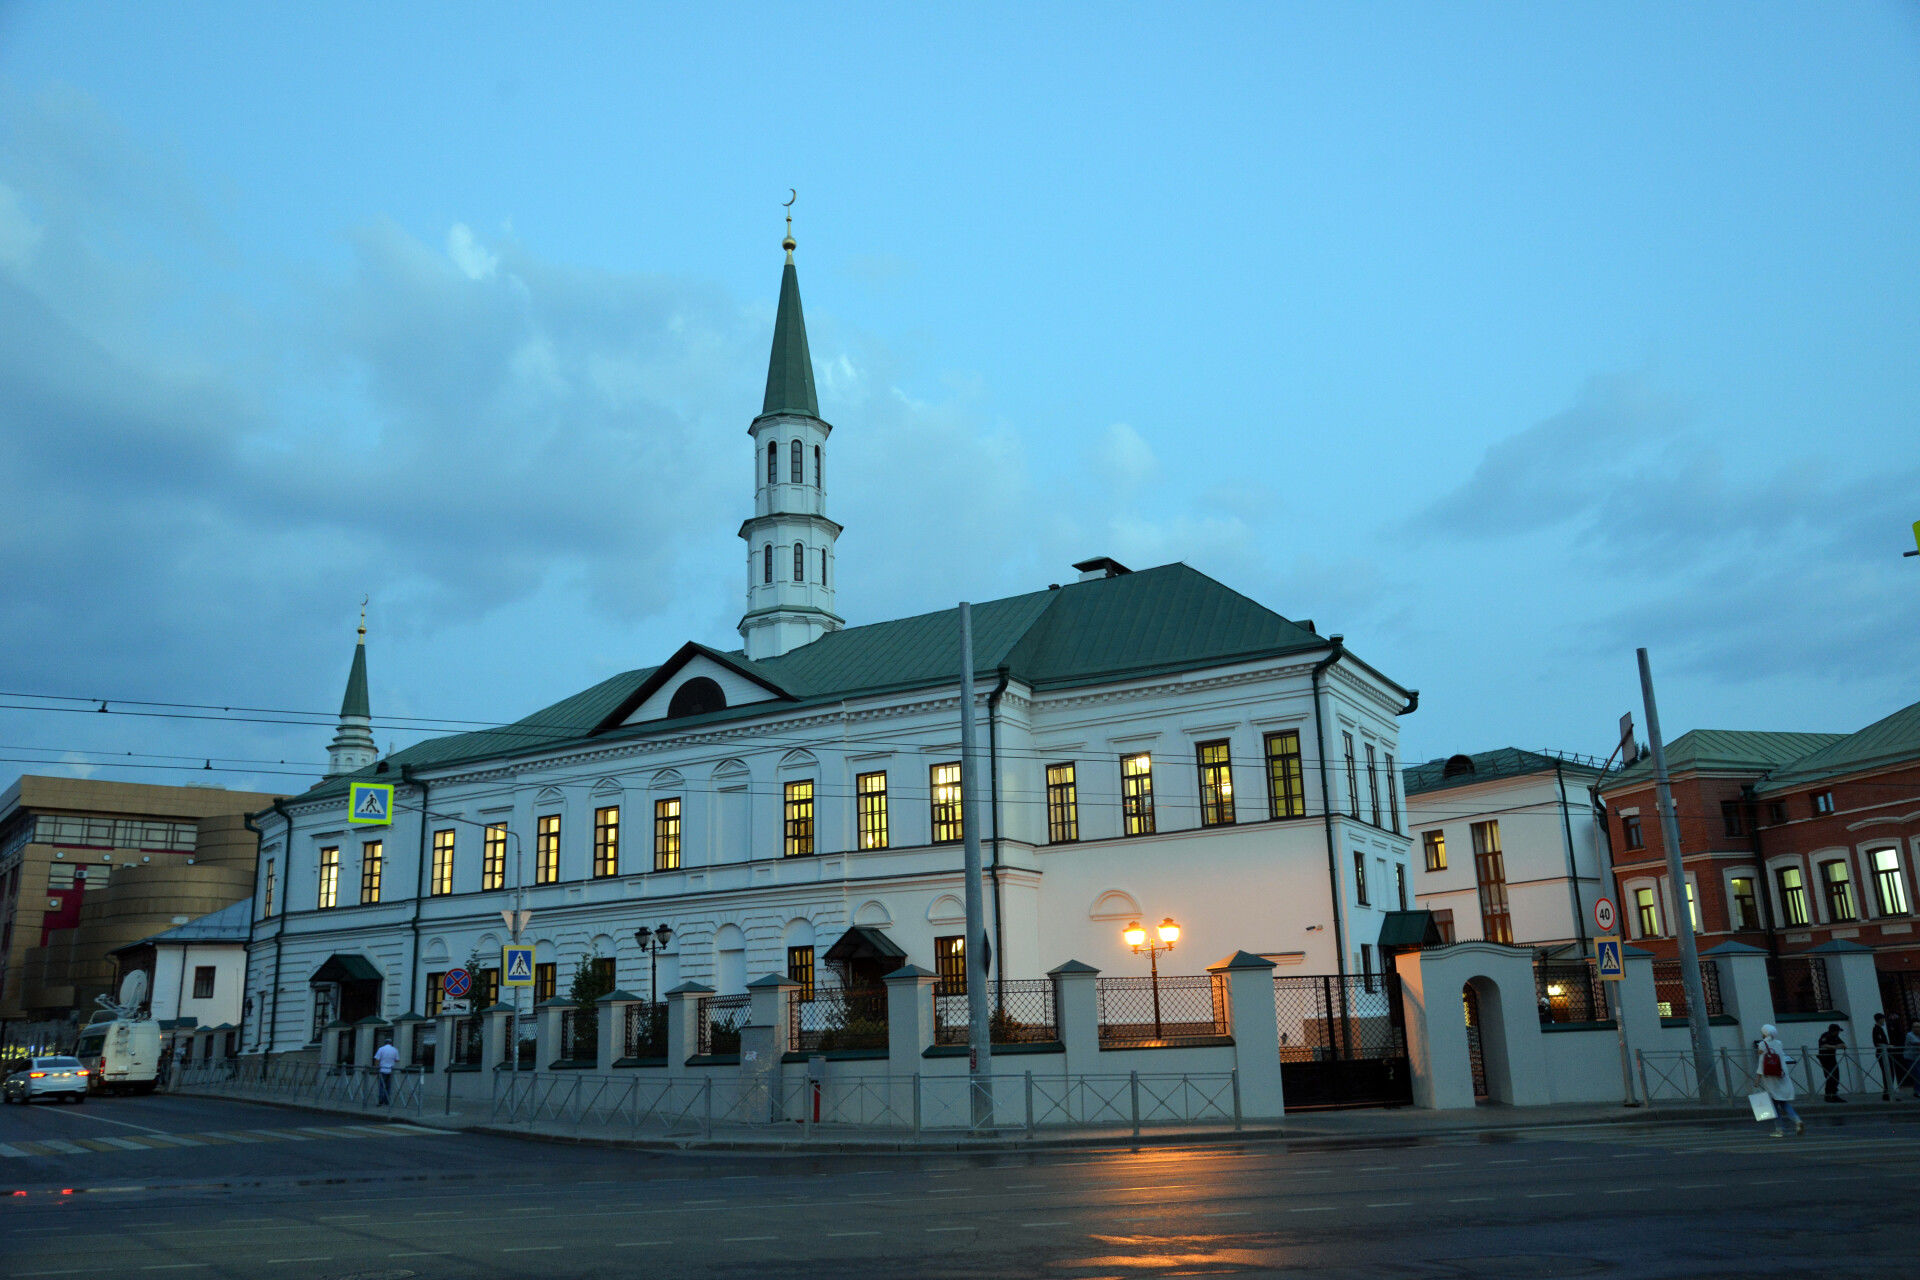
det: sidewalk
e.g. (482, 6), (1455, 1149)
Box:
(175, 1086), (1918, 1154)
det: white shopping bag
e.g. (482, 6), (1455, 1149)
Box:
(1748, 1091), (1777, 1123)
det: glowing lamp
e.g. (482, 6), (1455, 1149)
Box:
(1123, 921), (1147, 949)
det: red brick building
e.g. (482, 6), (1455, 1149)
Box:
(1597, 703), (1920, 1024)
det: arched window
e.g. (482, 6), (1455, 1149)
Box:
(790, 440), (803, 484)
(763, 544), (773, 584)
(793, 542), (805, 582)
(668, 677), (726, 718)
(814, 445), (822, 488)
(821, 548), (829, 586)
(766, 441), (777, 485)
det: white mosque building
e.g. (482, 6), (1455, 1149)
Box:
(242, 226), (1418, 1052)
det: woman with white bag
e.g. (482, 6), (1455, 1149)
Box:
(1752, 1024), (1804, 1138)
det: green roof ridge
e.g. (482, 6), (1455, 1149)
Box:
(761, 259), (818, 418)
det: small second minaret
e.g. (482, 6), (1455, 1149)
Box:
(737, 206), (843, 660)
(325, 605), (377, 777)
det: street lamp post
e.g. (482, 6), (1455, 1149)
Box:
(1124, 917), (1181, 1041)
(633, 924), (674, 1005)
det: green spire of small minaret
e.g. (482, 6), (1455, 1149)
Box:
(327, 601), (377, 777)
(339, 613), (370, 720)
(761, 197), (819, 419)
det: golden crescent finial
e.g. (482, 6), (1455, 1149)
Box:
(358, 595), (368, 638)
(783, 189), (797, 259)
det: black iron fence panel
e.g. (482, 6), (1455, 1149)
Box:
(452, 1016), (481, 1066)
(559, 1008), (595, 1064)
(624, 1003), (668, 1059)
(516, 1013), (538, 1069)
(1883, 971), (1920, 1025)
(1097, 975), (1228, 1048)
(337, 1028), (357, 1065)
(1769, 956), (1835, 1015)
(410, 1022), (436, 1070)
(792, 985), (889, 1052)
(1653, 958), (1725, 1019)
(1272, 974), (1407, 1062)
(933, 979), (1058, 1045)
(699, 994), (751, 1056)
(1535, 958), (1610, 1024)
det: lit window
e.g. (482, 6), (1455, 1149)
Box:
(1121, 753), (1155, 835)
(359, 841), (382, 905)
(654, 798), (681, 871)
(1730, 876), (1760, 929)
(794, 541), (805, 582)
(930, 762), (963, 843)
(1473, 821), (1510, 942)
(318, 846), (339, 909)
(1776, 866), (1809, 927)
(791, 439), (803, 483)
(788, 946), (815, 1001)
(1264, 731), (1305, 819)
(1196, 740), (1235, 827)
(784, 780), (814, 856)
(935, 935), (965, 993)
(535, 962), (556, 1004)
(1820, 860), (1856, 922)
(1872, 848), (1909, 916)
(536, 814), (561, 884)
(482, 823), (507, 892)
(857, 772), (888, 850)
(1635, 886), (1659, 937)
(1686, 881), (1700, 932)
(1423, 830), (1447, 872)
(431, 829), (454, 896)
(593, 806), (620, 878)
(1046, 763), (1078, 843)
(425, 971), (444, 1017)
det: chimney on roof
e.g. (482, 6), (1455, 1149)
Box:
(1072, 556), (1132, 582)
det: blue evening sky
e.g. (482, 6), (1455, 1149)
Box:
(1, 2), (1916, 794)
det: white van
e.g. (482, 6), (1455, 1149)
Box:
(74, 1018), (161, 1095)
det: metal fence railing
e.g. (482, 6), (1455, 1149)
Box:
(1769, 956), (1835, 1016)
(172, 1059), (427, 1113)
(933, 979), (1059, 1045)
(623, 1003), (667, 1060)
(1635, 1045), (1907, 1103)
(451, 1016), (482, 1067)
(698, 994), (751, 1057)
(1097, 974), (1229, 1049)
(558, 1008), (594, 1065)
(790, 985), (889, 1053)
(410, 1022), (436, 1070)
(1652, 958), (1725, 1019)
(1535, 957), (1610, 1025)
(515, 1013), (538, 1069)
(1273, 974), (1405, 1062)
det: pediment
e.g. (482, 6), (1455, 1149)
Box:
(595, 643), (791, 731)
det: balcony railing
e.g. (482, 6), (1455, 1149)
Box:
(1097, 975), (1229, 1049)
(934, 979), (1059, 1045)
(791, 985), (888, 1053)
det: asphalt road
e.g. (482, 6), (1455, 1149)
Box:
(3, 1093), (1916, 1279)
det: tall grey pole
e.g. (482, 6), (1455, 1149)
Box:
(1637, 648), (1717, 1100)
(959, 604), (993, 1124)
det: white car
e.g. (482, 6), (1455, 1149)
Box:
(2, 1056), (89, 1104)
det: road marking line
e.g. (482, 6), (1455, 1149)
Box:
(1601, 1188), (1639, 1195)
(828, 1231), (883, 1237)
(1487, 1158), (1528, 1165)
(256, 1129), (309, 1141)
(208, 1131), (261, 1143)
(1525, 1193), (1574, 1199)
(721, 1236), (777, 1243)
(36, 1139), (88, 1154)
(1354, 1165), (1396, 1171)
(1365, 1202), (1411, 1208)
(503, 1245), (565, 1252)
(1747, 1179), (1790, 1186)
(142, 1266), (210, 1271)
(0, 1142), (29, 1157)
(1201, 1211), (1250, 1217)
(1448, 1197), (1493, 1203)
(926, 1226), (972, 1233)
(264, 1259), (332, 1265)
(684, 1198), (728, 1205)
(1673, 1184), (1722, 1189)
(611, 1242), (672, 1248)
(1020, 1222), (1070, 1228)
(316, 1214), (371, 1220)
(1423, 1161), (1462, 1168)
(1290, 1207), (1336, 1213)
(389, 1252), (451, 1258)
(40, 1108), (168, 1134)
(93, 1136), (149, 1150)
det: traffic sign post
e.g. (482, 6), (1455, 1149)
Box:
(1594, 897), (1617, 935)
(1595, 936), (1624, 980)
(502, 946), (534, 986)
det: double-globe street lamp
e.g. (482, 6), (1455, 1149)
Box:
(633, 924), (674, 1004)
(1123, 917), (1181, 1041)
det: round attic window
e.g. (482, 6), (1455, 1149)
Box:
(668, 677), (726, 719)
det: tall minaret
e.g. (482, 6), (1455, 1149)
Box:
(738, 205), (843, 660)
(325, 604), (377, 777)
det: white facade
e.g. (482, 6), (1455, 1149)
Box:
(151, 941), (247, 1029)
(1405, 752), (1607, 948)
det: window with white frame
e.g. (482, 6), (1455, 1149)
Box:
(1870, 847), (1909, 916)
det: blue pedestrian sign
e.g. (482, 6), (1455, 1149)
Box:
(1595, 935), (1624, 981)
(502, 945), (535, 987)
(347, 781), (393, 826)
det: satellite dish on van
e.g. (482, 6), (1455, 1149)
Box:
(118, 970), (150, 1011)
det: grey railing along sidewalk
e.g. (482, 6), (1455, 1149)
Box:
(171, 1058), (427, 1114)
(1635, 1046), (1904, 1103)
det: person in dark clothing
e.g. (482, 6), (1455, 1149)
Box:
(1873, 1014), (1896, 1101)
(1818, 1024), (1846, 1101)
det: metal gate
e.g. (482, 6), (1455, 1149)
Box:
(1274, 973), (1412, 1109)
(1463, 985), (1488, 1100)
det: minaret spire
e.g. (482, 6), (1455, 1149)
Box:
(738, 198), (843, 660)
(326, 599), (378, 777)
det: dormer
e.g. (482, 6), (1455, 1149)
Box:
(592, 643), (792, 732)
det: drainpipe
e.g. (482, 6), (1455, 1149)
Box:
(1311, 640), (1348, 990)
(404, 765), (429, 1016)
(1555, 760), (1588, 952)
(987, 667), (1010, 1005)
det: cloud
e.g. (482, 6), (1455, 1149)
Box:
(445, 222), (498, 281)
(1098, 421), (1159, 488)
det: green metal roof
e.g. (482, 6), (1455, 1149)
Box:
(284, 563), (1339, 806)
(339, 639), (370, 720)
(760, 258), (818, 419)
(1753, 698), (1920, 795)
(1601, 729), (1845, 793)
(1402, 747), (1602, 797)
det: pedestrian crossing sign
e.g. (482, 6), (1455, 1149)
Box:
(502, 945), (535, 987)
(1596, 935), (1624, 981)
(347, 782), (393, 826)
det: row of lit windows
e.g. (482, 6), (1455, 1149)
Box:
(314, 842), (383, 909)
(761, 542), (829, 587)
(1631, 849), (1911, 938)
(766, 439), (823, 488)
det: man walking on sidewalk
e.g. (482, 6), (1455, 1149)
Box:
(374, 1038), (400, 1105)
(1818, 1024), (1847, 1102)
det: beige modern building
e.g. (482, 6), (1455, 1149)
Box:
(0, 776), (280, 1039)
